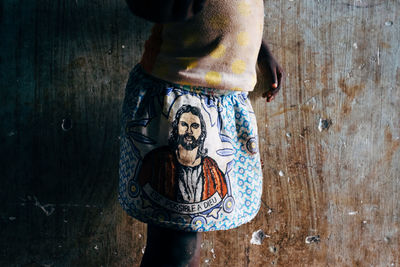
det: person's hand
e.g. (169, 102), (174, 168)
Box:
(257, 41), (284, 102)
(126, 0), (208, 23)
(259, 56), (284, 102)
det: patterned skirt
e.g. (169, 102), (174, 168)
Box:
(118, 64), (263, 232)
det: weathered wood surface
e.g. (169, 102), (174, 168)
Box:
(0, 0), (399, 266)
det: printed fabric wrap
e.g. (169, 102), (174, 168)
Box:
(118, 64), (263, 232)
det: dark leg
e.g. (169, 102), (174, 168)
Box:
(140, 224), (202, 267)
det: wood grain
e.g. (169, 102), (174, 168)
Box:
(0, 0), (399, 266)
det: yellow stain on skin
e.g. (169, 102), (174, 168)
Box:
(178, 57), (198, 70)
(238, 1), (251, 16)
(210, 16), (229, 30)
(237, 31), (249, 47)
(232, 87), (243, 91)
(210, 44), (226, 59)
(231, 59), (246, 74)
(205, 71), (222, 86)
(183, 34), (198, 47)
(186, 61), (198, 70)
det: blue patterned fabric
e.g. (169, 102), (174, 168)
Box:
(118, 64), (263, 232)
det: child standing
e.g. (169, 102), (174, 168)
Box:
(119, 0), (283, 266)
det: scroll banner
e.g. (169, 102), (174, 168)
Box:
(143, 183), (222, 214)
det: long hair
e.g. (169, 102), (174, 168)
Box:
(168, 105), (208, 158)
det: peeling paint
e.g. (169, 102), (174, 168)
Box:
(33, 196), (55, 216)
(61, 118), (73, 131)
(318, 118), (332, 132)
(305, 235), (321, 244)
(210, 248), (216, 259)
(250, 229), (270, 245)
(21, 195), (102, 209)
(377, 47), (380, 65)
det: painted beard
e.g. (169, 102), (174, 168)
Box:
(178, 133), (202, 151)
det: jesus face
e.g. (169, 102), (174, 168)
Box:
(177, 112), (202, 151)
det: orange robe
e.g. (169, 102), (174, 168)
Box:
(138, 146), (228, 202)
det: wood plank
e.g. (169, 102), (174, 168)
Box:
(0, 0), (399, 266)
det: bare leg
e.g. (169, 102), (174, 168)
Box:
(140, 224), (202, 267)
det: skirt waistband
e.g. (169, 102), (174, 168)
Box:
(130, 64), (248, 97)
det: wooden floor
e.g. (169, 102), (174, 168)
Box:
(1, 0), (399, 266)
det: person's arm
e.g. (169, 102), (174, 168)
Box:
(257, 39), (284, 102)
(125, 0), (207, 23)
